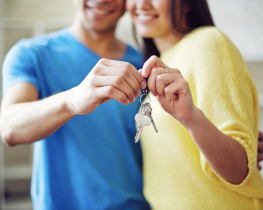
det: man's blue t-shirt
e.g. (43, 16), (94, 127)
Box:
(2, 28), (150, 210)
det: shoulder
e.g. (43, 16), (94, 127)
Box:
(187, 26), (241, 58)
(8, 28), (70, 56)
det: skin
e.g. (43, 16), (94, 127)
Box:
(126, 0), (253, 184)
(258, 131), (263, 170)
(0, 0), (147, 146)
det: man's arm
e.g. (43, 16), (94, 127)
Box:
(0, 83), (75, 146)
(0, 59), (146, 146)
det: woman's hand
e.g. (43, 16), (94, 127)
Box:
(141, 56), (197, 126)
(142, 56), (250, 184)
(257, 131), (263, 170)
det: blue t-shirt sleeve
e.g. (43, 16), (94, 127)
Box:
(2, 40), (40, 96)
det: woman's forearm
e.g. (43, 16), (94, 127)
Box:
(185, 108), (248, 185)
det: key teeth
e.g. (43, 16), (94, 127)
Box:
(134, 135), (139, 143)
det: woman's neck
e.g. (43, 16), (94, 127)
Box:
(153, 32), (184, 54)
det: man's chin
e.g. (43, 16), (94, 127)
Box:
(85, 24), (117, 34)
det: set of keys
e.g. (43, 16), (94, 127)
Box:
(134, 89), (158, 143)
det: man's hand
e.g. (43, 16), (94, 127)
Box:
(66, 58), (146, 115)
(257, 131), (263, 170)
(0, 59), (146, 146)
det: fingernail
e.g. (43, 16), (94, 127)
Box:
(126, 99), (130, 104)
(141, 81), (146, 89)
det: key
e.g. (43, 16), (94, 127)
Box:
(134, 113), (151, 143)
(143, 102), (158, 133)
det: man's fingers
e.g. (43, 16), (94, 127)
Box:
(97, 67), (141, 97)
(95, 76), (136, 102)
(142, 56), (165, 78)
(97, 86), (130, 105)
(98, 59), (146, 89)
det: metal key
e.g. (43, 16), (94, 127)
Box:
(134, 113), (151, 143)
(143, 102), (158, 133)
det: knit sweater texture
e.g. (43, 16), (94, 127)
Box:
(140, 26), (263, 210)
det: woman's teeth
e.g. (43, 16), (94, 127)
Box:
(137, 15), (155, 21)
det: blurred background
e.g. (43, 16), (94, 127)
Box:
(0, 0), (262, 209)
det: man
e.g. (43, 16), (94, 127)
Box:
(0, 0), (150, 209)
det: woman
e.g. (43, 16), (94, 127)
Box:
(126, 0), (263, 209)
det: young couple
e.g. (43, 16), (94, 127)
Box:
(1, 0), (263, 209)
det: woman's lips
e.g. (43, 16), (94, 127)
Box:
(136, 14), (158, 23)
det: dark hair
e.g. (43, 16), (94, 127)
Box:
(141, 0), (215, 61)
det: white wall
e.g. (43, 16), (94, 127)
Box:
(208, 0), (263, 62)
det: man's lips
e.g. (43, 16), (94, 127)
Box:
(88, 7), (112, 15)
(85, 2), (115, 15)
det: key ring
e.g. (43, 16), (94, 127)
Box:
(140, 92), (150, 105)
(164, 65), (168, 73)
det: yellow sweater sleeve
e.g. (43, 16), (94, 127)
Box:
(187, 27), (263, 198)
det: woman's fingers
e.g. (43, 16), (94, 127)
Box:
(147, 67), (163, 96)
(142, 55), (165, 78)
(258, 140), (263, 152)
(259, 131), (263, 140)
(147, 66), (182, 96)
(163, 78), (189, 100)
(156, 70), (182, 96)
(257, 153), (263, 163)
(257, 163), (262, 170)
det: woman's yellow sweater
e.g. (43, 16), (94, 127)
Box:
(140, 26), (263, 210)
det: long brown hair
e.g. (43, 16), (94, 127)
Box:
(141, 0), (215, 61)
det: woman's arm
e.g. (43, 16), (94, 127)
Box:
(142, 55), (249, 184)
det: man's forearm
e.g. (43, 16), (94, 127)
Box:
(186, 108), (249, 185)
(0, 90), (76, 146)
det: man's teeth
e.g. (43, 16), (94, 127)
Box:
(91, 8), (110, 15)
(138, 15), (155, 21)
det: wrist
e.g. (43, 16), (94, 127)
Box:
(181, 107), (204, 131)
(63, 88), (78, 117)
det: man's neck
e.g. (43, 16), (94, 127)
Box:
(70, 20), (126, 60)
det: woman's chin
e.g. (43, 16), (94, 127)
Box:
(137, 31), (156, 39)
